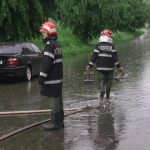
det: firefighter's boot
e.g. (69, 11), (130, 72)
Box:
(43, 113), (60, 130)
(59, 110), (64, 128)
(106, 88), (111, 103)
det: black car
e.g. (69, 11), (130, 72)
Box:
(0, 42), (43, 81)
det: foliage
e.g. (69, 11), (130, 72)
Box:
(0, 0), (58, 41)
(59, 0), (150, 43)
(144, 0), (150, 25)
(0, 0), (149, 43)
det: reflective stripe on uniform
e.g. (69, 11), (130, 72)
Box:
(44, 52), (54, 59)
(94, 49), (99, 53)
(97, 67), (114, 71)
(53, 59), (62, 64)
(44, 79), (63, 84)
(98, 54), (112, 57)
(89, 61), (94, 65)
(114, 61), (119, 65)
(46, 41), (50, 44)
(40, 72), (48, 77)
(112, 49), (116, 52)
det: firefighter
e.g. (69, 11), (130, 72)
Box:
(87, 29), (123, 103)
(37, 21), (64, 130)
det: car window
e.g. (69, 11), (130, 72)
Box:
(30, 43), (41, 53)
(0, 43), (22, 54)
(23, 44), (35, 55)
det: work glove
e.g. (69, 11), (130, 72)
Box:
(86, 65), (91, 70)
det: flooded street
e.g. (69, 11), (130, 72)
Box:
(0, 29), (150, 150)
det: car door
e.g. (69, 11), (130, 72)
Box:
(23, 43), (38, 76)
(30, 43), (43, 73)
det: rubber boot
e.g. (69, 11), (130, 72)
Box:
(100, 84), (105, 100)
(106, 88), (111, 103)
(59, 110), (64, 128)
(43, 113), (60, 130)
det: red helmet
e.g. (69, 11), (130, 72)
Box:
(40, 21), (57, 35)
(101, 29), (112, 38)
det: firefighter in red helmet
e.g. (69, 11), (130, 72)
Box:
(87, 29), (123, 103)
(37, 21), (64, 130)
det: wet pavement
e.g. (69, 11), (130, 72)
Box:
(0, 29), (150, 150)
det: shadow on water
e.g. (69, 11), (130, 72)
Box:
(64, 104), (124, 150)
(1, 29), (150, 149)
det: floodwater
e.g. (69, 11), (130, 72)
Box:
(0, 29), (150, 150)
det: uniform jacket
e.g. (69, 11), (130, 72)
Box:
(89, 42), (121, 71)
(38, 35), (63, 97)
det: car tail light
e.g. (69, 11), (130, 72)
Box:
(7, 58), (19, 65)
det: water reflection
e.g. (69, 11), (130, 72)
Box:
(38, 129), (65, 150)
(95, 107), (119, 149)
(64, 102), (125, 150)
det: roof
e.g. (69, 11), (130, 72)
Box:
(0, 42), (32, 46)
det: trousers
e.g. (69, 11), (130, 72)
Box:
(98, 71), (113, 99)
(47, 95), (64, 127)
(47, 95), (64, 114)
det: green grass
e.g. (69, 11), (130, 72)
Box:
(113, 29), (144, 45)
(29, 26), (144, 59)
(56, 25), (92, 58)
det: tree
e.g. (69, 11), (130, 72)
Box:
(59, 0), (150, 43)
(1, 0), (149, 42)
(0, 0), (59, 41)
(144, 0), (150, 25)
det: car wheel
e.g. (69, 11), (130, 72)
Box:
(25, 66), (32, 81)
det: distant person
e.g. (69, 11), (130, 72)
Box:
(86, 29), (123, 103)
(37, 21), (64, 130)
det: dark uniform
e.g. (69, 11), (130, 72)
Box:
(38, 34), (64, 130)
(89, 41), (121, 100)
(38, 35), (63, 97)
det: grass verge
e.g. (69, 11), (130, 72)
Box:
(29, 26), (144, 59)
